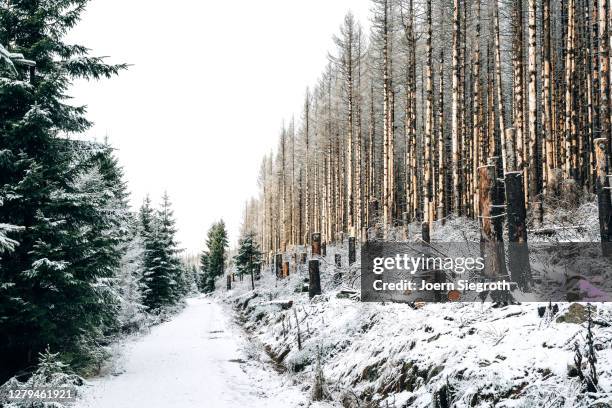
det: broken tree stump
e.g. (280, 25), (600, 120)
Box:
(275, 253), (282, 278)
(505, 171), (532, 291)
(348, 237), (356, 265)
(308, 260), (321, 299)
(594, 138), (612, 257)
(283, 261), (289, 278)
(478, 160), (508, 301)
(226, 275), (231, 290)
(311, 233), (321, 256)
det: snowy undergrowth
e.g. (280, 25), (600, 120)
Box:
(217, 202), (612, 408)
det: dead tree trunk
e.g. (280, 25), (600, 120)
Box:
(493, 0), (510, 173)
(472, 0), (482, 217)
(505, 171), (532, 291)
(542, 0), (555, 195)
(423, 0), (434, 240)
(527, 0), (540, 213)
(452, 0), (462, 215)
(478, 160), (508, 301)
(438, 49), (447, 221)
(512, 0), (524, 176)
(594, 138), (612, 256)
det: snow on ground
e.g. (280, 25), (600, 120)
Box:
(218, 202), (612, 407)
(77, 297), (319, 408)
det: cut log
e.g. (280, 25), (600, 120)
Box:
(263, 300), (294, 310)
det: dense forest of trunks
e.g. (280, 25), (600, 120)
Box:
(242, 0), (612, 259)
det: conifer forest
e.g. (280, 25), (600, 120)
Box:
(1, 0), (612, 407)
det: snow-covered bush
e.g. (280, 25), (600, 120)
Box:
(0, 348), (84, 408)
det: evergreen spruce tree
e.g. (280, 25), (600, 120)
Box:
(0, 0), (126, 378)
(116, 214), (147, 333)
(201, 221), (228, 293)
(234, 232), (262, 290)
(139, 193), (184, 311)
(199, 250), (210, 292)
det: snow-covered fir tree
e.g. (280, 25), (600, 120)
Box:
(0, 0), (127, 378)
(201, 220), (228, 293)
(234, 231), (262, 289)
(139, 193), (185, 311)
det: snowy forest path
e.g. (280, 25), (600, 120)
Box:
(77, 297), (305, 408)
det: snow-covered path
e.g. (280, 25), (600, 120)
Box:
(78, 297), (306, 408)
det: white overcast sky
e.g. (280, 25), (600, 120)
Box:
(69, 0), (371, 253)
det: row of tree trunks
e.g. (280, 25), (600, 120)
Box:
(245, 0), (612, 265)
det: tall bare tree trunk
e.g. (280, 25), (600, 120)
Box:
(424, 0), (434, 237)
(304, 91), (310, 244)
(565, 0), (577, 179)
(452, 0), (462, 215)
(472, 0), (482, 217)
(438, 49), (446, 221)
(527, 0), (540, 208)
(542, 0), (555, 195)
(512, 0), (524, 176)
(600, 0), (610, 162)
(382, 0), (392, 235)
(493, 0), (509, 173)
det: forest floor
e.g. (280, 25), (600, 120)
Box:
(217, 201), (612, 407)
(76, 297), (315, 408)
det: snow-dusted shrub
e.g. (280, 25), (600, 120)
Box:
(0, 348), (84, 408)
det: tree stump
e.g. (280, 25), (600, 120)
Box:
(311, 233), (321, 256)
(505, 171), (532, 291)
(275, 253), (282, 278)
(478, 160), (508, 301)
(308, 260), (321, 298)
(348, 237), (356, 265)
